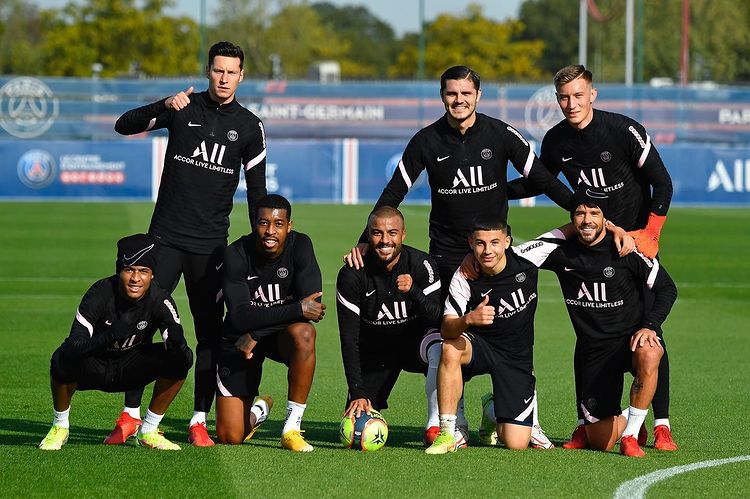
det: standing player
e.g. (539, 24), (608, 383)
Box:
(336, 207), (470, 446)
(39, 234), (193, 451)
(112, 41), (267, 446)
(216, 195), (325, 452)
(508, 65), (677, 450)
(516, 190), (677, 457)
(425, 218), (548, 454)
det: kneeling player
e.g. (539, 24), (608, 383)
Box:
(336, 207), (470, 446)
(427, 218), (542, 454)
(216, 195), (325, 452)
(39, 234), (193, 451)
(516, 190), (677, 457)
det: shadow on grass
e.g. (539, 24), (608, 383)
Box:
(232, 418), (430, 450)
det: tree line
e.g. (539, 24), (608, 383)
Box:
(1, 0), (748, 83)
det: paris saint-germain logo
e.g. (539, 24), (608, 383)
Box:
(515, 272), (526, 283)
(481, 148), (492, 160)
(17, 149), (56, 189)
(137, 321), (148, 330)
(227, 130), (238, 141)
(600, 151), (612, 162)
(603, 266), (615, 278)
(277, 267), (289, 278)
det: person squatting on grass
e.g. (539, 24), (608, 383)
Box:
(39, 234), (193, 451)
(215, 194), (325, 452)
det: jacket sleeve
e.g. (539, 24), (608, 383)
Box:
(336, 267), (368, 400)
(154, 294), (193, 369)
(504, 124), (572, 209)
(243, 119), (269, 227)
(507, 134), (564, 200)
(623, 119), (673, 216)
(630, 253), (678, 330)
(405, 254), (443, 327)
(58, 285), (124, 358)
(114, 98), (173, 135)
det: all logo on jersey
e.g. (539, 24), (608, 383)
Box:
(192, 141), (226, 165)
(576, 168), (625, 193)
(495, 288), (537, 318)
(254, 284), (283, 303)
(438, 165), (497, 195)
(377, 301), (408, 321)
(565, 281), (624, 308)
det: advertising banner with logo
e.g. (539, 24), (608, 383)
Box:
(0, 141), (151, 199)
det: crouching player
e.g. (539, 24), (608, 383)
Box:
(336, 207), (471, 446)
(427, 217), (544, 454)
(39, 234), (193, 450)
(517, 190), (677, 457)
(216, 195), (325, 452)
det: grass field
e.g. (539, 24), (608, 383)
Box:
(1, 202), (749, 498)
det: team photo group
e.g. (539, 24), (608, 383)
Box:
(38, 41), (678, 458)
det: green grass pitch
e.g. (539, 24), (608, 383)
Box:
(0, 202), (748, 497)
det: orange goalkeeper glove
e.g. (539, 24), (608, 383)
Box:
(627, 213), (666, 258)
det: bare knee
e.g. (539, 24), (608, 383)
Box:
(288, 323), (316, 354)
(216, 426), (245, 445)
(634, 343), (663, 376)
(440, 339), (463, 366)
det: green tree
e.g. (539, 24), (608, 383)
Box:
(517, 0), (579, 79)
(0, 0), (44, 74)
(206, 0), (273, 77)
(311, 2), (397, 79)
(389, 3), (543, 82)
(40, 0), (200, 77)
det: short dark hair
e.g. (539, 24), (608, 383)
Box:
(470, 216), (508, 235)
(255, 194), (291, 221)
(569, 188), (609, 220)
(367, 206), (404, 229)
(208, 41), (244, 70)
(440, 66), (481, 94)
(553, 64), (593, 91)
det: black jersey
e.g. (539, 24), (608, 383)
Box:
(115, 91), (267, 254)
(444, 249), (540, 353)
(363, 113), (573, 258)
(516, 230), (677, 341)
(222, 231), (322, 340)
(509, 109), (672, 230)
(336, 245), (442, 399)
(58, 276), (188, 359)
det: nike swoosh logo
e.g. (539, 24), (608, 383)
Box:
(562, 157), (572, 162)
(366, 290), (375, 297)
(216, 263), (223, 271)
(524, 396), (533, 404)
(105, 320), (112, 325)
(122, 244), (155, 266)
(564, 267), (575, 272)
(188, 122), (201, 127)
(437, 156), (450, 162)
(247, 275), (260, 281)
(481, 289), (492, 297)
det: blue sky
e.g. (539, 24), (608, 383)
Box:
(33, 0), (524, 36)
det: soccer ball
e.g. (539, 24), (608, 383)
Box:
(339, 410), (388, 451)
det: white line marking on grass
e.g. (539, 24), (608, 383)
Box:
(613, 455), (750, 499)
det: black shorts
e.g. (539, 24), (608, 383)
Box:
(348, 329), (441, 410)
(462, 332), (535, 426)
(575, 336), (634, 423)
(50, 343), (189, 392)
(216, 325), (291, 398)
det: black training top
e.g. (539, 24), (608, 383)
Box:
(222, 231), (322, 340)
(336, 245), (442, 399)
(444, 248), (540, 353)
(508, 109), (673, 230)
(363, 113), (573, 259)
(58, 276), (190, 361)
(115, 91), (267, 254)
(516, 229), (678, 342)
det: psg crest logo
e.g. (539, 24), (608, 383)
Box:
(17, 149), (56, 189)
(600, 151), (612, 162)
(603, 266), (615, 278)
(137, 321), (148, 330)
(481, 148), (492, 160)
(227, 130), (238, 141)
(0, 77), (59, 138)
(515, 272), (526, 283)
(277, 267), (289, 278)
